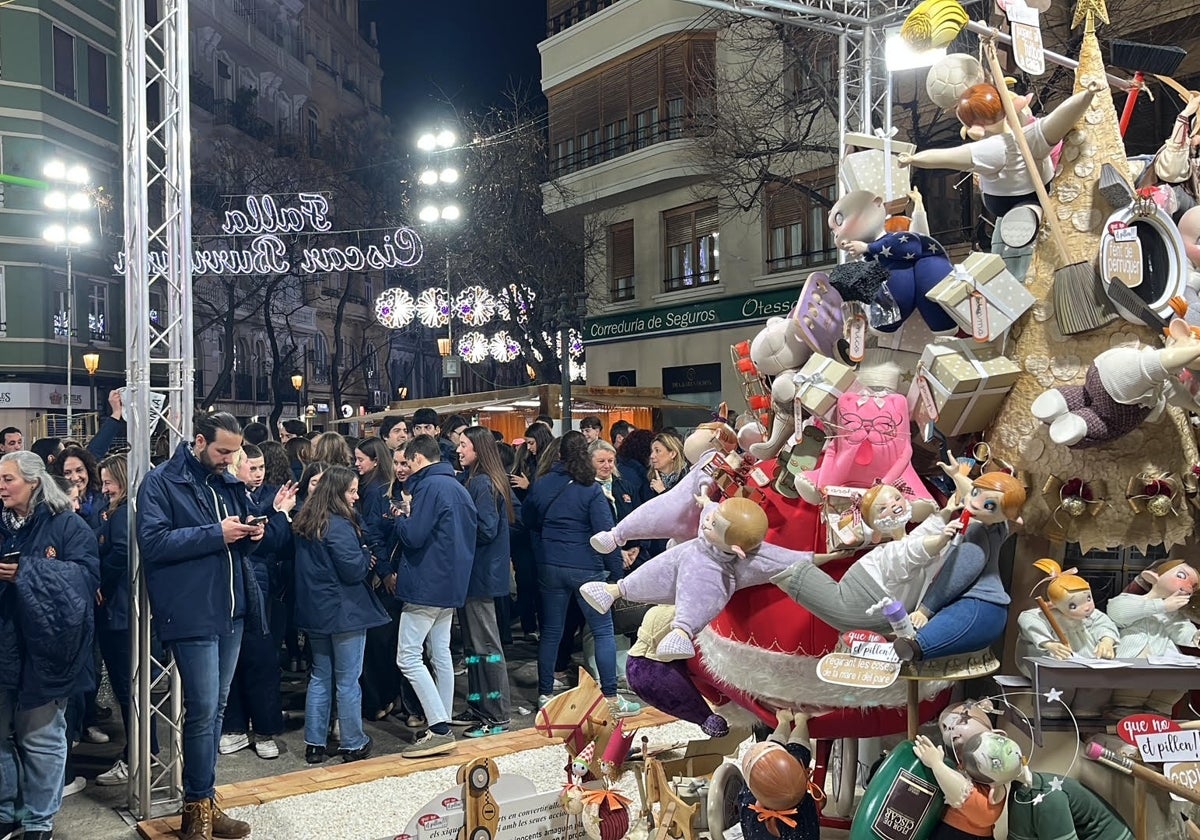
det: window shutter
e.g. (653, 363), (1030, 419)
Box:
(574, 76), (600, 137)
(601, 67), (628, 125)
(663, 43), (687, 101)
(629, 49), (659, 113)
(664, 209), (695, 248)
(548, 86), (574, 146)
(610, 223), (634, 279)
(693, 201), (719, 237)
(767, 186), (805, 229)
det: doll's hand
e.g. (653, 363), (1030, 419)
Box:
(907, 187), (924, 207)
(1164, 592), (1191, 613)
(912, 735), (944, 768)
(941, 518), (966, 540)
(694, 492), (710, 509)
(1085, 79), (1104, 95)
(898, 153), (914, 166)
(1185, 94), (1200, 118)
(840, 239), (869, 257)
(1044, 642), (1072, 660)
(910, 610), (930, 629)
(1094, 637), (1116, 659)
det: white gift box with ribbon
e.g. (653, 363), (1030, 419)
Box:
(793, 353), (857, 420)
(841, 129), (916, 201)
(928, 253), (1036, 342)
(906, 339), (1021, 436)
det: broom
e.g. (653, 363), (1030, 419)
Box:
(1110, 40), (1188, 136)
(983, 41), (1116, 336)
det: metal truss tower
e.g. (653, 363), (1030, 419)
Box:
(121, 0), (194, 817)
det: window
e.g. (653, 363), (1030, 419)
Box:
(663, 201), (719, 292)
(311, 332), (329, 380)
(608, 222), (635, 302)
(216, 58), (233, 101)
(634, 107), (659, 150)
(363, 274), (374, 305)
(53, 27), (76, 99)
(87, 45), (108, 113)
(306, 106), (319, 150)
(148, 289), (164, 329)
(0, 267), (7, 337)
(766, 179), (837, 273)
(53, 289), (70, 339)
(88, 282), (109, 341)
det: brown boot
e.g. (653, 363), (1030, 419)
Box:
(211, 798), (251, 839)
(180, 798), (213, 840)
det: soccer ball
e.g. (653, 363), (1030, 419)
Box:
(925, 53), (985, 110)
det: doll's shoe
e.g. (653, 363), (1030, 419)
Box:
(794, 474), (822, 506)
(579, 581), (615, 614)
(655, 629), (697, 661)
(999, 204), (1042, 248)
(701, 714), (730, 738)
(794, 272), (845, 356)
(892, 637), (923, 662)
(1049, 413), (1088, 447)
(1031, 389), (1069, 422)
(589, 531), (619, 554)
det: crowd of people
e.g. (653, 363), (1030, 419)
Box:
(0, 395), (703, 840)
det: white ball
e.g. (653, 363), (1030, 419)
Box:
(925, 53), (985, 111)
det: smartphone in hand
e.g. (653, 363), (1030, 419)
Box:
(1, 551), (19, 566)
(244, 515), (269, 527)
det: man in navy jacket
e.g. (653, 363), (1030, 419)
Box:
(392, 434), (476, 759)
(136, 413), (279, 840)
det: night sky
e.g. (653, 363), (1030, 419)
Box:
(367, 1), (547, 134)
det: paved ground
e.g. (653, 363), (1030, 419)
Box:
(55, 635), (553, 840)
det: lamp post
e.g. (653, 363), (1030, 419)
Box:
(291, 369), (304, 428)
(416, 128), (463, 397)
(42, 160), (92, 434)
(83, 343), (100, 421)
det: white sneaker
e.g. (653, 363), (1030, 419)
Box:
(254, 738), (279, 759)
(589, 531), (618, 554)
(218, 732), (250, 755)
(63, 775), (86, 797)
(82, 726), (110, 744)
(97, 759), (129, 786)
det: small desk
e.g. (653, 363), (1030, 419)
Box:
(1025, 656), (1199, 745)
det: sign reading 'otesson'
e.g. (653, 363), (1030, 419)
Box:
(113, 193), (424, 277)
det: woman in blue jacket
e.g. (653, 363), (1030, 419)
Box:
(291, 466), (388, 765)
(523, 431), (640, 719)
(52, 445), (106, 528)
(455, 427), (515, 737)
(0, 451), (100, 840)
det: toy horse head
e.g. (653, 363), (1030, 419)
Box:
(535, 669), (616, 775)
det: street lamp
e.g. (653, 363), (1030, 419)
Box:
(42, 159), (92, 434)
(415, 126), (464, 396)
(83, 343), (100, 420)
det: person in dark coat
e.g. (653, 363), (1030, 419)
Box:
(292, 465), (388, 765)
(523, 431), (640, 719)
(453, 427), (514, 737)
(0, 451), (100, 840)
(508, 422), (554, 639)
(392, 434), (476, 759)
(136, 412), (284, 840)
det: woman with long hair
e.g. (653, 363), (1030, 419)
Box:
(509, 422), (554, 493)
(453, 428), (515, 736)
(647, 433), (688, 496)
(615, 428), (653, 492)
(310, 432), (352, 468)
(51, 445), (105, 526)
(0, 452), (99, 837)
(285, 437), (311, 482)
(523, 432), (639, 717)
(93, 454), (159, 785)
(291, 466), (388, 764)
(509, 424), (554, 642)
(257, 441), (293, 488)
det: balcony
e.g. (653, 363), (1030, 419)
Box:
(191, 77), (215, 112)
(547, 0), (623, 37)
(548, 112), (710, 178)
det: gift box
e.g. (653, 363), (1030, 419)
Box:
(907, 339), (1021, 436)
(823, 485), (868, 551)
(794, 353), (857, 420)
(928, 252), (1036, 341)
(842, 131), (916, 201)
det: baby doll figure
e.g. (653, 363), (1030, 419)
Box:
(937, 700), (996, 756)
(1106, 562), (1200, 716)
(583, 497), (814, 660)
(1017, 559), (1119, 717)
(912, 730), (1009, 839)
(892, 472), (1026, 662)
(589, 417), (737, 554)
(775, 484), (963, 633)
(737, 710), (822, 840)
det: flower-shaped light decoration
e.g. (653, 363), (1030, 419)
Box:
(489, 331), (521, 363)
(570, 359), (587, 382)
(374, 288), (416, 329)
(531, 343), (544, 363)
(568, 328), (584, 360)
(458, 331), (490, 364)
(416, 287), (449, 328)
(453, 285), (497, 327)
(496, 284), (536, 325)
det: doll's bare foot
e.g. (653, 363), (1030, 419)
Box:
(655, 628), (697, 661)
(579, 582), (620, 614)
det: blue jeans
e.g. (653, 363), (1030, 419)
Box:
(0, 694), (68, 832)
(171, 621), (243, 801)
(537, 565), (617, 697)
(915, 598), (1008, 660)
(396, 605), (454, 727)
(305, 631), (368, 751)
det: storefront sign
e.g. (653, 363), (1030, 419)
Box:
(608, 370), (637, 387)
(584, 287), (797, 345)
(662, 363), (722, 396)
(0, 384), (92, 410)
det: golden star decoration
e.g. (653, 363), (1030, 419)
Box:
(1072, 0), (1109, 29)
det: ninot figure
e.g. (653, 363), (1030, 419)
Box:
(892, 472), (1026, 663)
(581, 497), (814, 661)
(738, 710), (822, 840)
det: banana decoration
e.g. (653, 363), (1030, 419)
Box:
(901, 0), (969, 50)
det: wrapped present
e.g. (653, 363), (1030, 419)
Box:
(928, 252), (1036, 341)
(842, 130), (916, 201)
(907, 339), (1021, 436)
(794, 353), (857, 420)
(823, 485), (868, 551)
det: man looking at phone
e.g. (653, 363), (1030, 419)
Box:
(137, 412), (272, 840)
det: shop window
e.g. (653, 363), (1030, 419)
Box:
(663, 201), (719, 292)
(53, 27), (76, 99)
(608, 221), (635, 302)
(766, 180), (837, 272)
